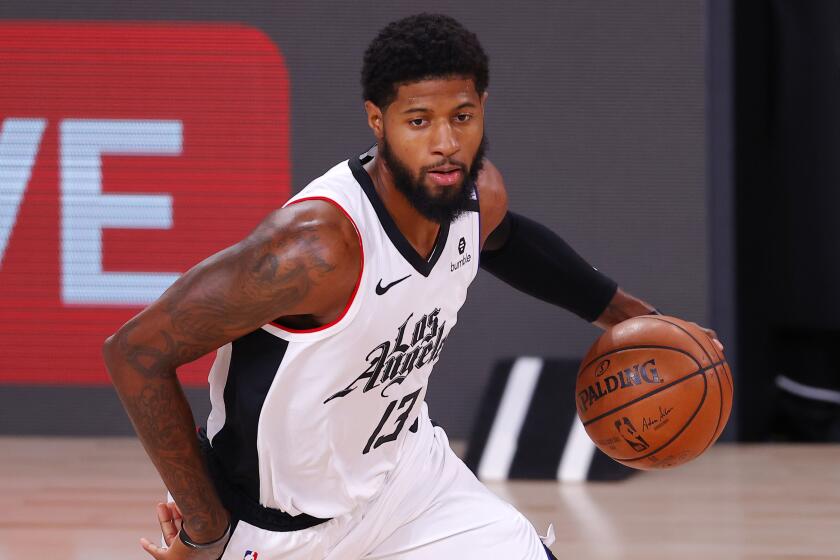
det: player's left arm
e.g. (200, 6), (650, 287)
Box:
(475, 160), (722, 347)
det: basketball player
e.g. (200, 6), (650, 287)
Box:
(103, 13), (721, 560)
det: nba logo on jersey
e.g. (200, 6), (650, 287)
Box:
(243, 551), (258, 560)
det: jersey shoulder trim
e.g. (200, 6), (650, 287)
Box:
(267, 195), (365, 341)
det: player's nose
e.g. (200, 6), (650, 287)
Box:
(430, 121), (459, 158)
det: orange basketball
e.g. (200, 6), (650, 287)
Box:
(575, 315), (733, 469)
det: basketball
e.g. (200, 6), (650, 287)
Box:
(575, 315), (733, 470)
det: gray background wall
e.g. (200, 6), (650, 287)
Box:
(0, 0), (707, 439)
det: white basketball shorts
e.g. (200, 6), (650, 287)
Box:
(171, 411), (552, 560)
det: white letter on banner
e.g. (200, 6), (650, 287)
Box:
(0, 118), (47, 268)
(60, 119), (182, 305)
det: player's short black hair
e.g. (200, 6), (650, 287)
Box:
(362, 13), (489, 109)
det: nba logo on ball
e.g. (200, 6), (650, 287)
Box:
(243, 551), (258, 560)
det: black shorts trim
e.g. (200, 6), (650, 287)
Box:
(198, 429), (331, 532)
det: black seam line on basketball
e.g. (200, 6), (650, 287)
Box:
(613, 371), (708, 463)
(722, 362), (733, 393)
(706, 332), (733, 394)
(643, 316), (716, 365)
(577, 345), (702, 379)
(581, 359), (725, 428)
(644, 316), (725, 455)
(724, 364), (734, 393)
(703, 330), (731, 448)
(703, 334), (725, 447)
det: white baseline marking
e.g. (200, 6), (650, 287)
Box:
(478, 356), (543, 481)
(557, 415), (596, 482)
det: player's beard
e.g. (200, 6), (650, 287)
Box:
(379, 133), (487, 224)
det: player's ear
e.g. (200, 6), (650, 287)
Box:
(364, 101), (384, 141)
(480, 90), (489, 108)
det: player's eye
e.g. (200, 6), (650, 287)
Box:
(408, 118), (426, 127)
(455, 113), (472, 123)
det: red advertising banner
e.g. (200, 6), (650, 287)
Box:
(0, 22), (290, 385)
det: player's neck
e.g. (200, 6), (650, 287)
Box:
(366, 157), (441, 260)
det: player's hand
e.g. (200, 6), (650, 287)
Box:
(140, 502), (229, 559)
(691, 322), (724, 354)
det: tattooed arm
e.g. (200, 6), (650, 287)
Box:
(102, 200), (360, 556)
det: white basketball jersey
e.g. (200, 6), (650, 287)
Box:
(204, 148), (481, 519)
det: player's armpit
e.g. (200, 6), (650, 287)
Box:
(102, 199), (360, 543)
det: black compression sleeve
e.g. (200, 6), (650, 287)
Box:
(480, 212), (618, 322)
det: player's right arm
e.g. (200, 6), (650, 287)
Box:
(102, 200), (360, 558)
(475, 160), (620, 323)
(476, 163), (722, 349)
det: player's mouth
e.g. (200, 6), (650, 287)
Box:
(426, 166), (463, 186)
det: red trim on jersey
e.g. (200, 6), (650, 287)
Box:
(270, 196), (364, 334)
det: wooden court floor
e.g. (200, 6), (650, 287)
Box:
(0, 438), (837, 559)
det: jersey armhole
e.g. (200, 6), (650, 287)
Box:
(267, 196), (365, 339)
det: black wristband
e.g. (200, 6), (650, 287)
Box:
(480, 211), (618, 322)
(178, 522), (231, 550)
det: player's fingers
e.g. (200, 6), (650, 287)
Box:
(155, 502), (169, 522)
(155, 502), (178, 546)
(704, 328), (725, 353)
(166, 502), (183, 534)
(693, 322), (724, 353)
(140, 537), (167, 559)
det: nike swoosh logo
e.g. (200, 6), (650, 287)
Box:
(376, 274), (411, 295)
